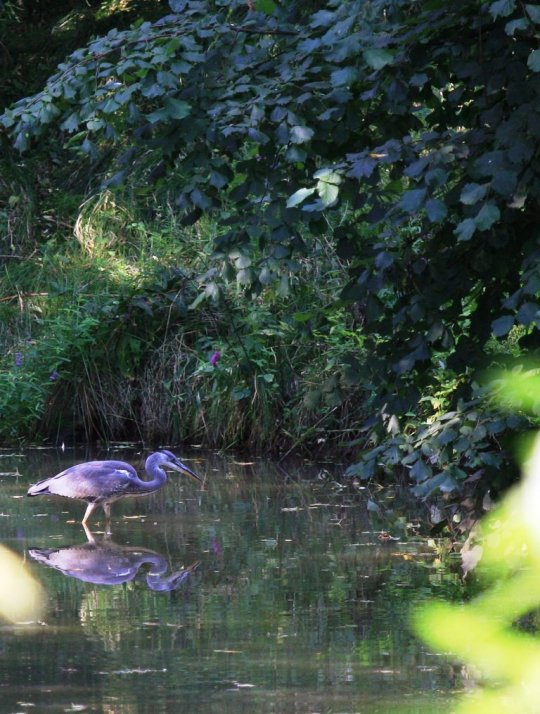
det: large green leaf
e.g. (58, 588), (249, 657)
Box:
(525, 4), (540, 23)
(491, 315), (514, 336)
(489, 0), (516, 18)
(165, 97), (192, 119)
(317, 179), (340, 207)
(454, 218), (476, 242)
(460, 183), (487, 205)
(400, 188), (426, 213)
(290, 126), (314, 144)
(528, 49), (540, 71)
(475, 203), (500, 231)
(426, 198), (447, 223)
(363, 48), (394, 70)
(286, 187), (316, 208)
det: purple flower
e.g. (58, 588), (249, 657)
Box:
(210, 350), (221, 367)
(49, 370), (60, 382)
(14, 352), (23, 367)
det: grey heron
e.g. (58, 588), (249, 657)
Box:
(27, 450), (201, 526)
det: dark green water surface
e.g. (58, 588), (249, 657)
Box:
(0, 447), (468, 713)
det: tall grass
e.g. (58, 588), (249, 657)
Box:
(0, 187), (369, 451)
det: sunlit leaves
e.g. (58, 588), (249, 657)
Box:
(315, 168), (341, 207)
(287, 169), (342, 209)
(286, 187), (316, 208)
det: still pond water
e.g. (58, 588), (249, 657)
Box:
(0, 446), (472, 713)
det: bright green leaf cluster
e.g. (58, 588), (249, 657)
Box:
(415, 430), (540, 712)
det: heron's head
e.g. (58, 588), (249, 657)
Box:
(156, 450), (201, 483)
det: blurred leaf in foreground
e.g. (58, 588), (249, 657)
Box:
(491, 369), (540, 414)
(0, 545), (44, 622)
(415, 431), (540, 713)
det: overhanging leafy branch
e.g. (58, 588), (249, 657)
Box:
(3, 0), (540, 500)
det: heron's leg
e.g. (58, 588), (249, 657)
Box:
(103, 502), (112, 535)
(82, 522), (96, 544)
(82, 502), (97, 526)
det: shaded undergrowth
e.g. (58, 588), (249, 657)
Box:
(0, 189), (369, 454)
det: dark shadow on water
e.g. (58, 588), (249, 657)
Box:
(28, 525), (201, 591)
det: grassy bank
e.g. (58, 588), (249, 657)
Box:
(0, 190), (369, 452)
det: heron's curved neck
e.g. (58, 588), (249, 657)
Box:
(139, 456), (168, 492)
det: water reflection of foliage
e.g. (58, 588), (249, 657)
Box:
(80, 589), (131, 652)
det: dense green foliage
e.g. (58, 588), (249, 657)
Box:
(2, 0), (540, 512)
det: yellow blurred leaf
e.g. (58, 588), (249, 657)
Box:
(0, 545), (45, 622)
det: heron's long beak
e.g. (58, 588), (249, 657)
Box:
(169, 460), (201, 483)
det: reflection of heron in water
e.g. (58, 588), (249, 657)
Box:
(28, 527), (200, 592)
